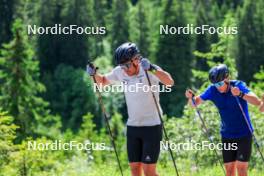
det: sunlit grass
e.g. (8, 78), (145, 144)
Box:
(85, 163), (263, 176)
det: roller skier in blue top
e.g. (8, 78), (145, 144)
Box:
(185, 64), (262, 176)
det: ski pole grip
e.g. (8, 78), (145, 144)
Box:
(187, 89), (196, 106)
(187, 89), (195, 98)
(87, 60), (99, 71)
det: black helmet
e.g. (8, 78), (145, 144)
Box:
(209, 64), (229, 83)
(114, 42), (140, 65)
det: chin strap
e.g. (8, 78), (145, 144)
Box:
(225, 81), (230, 93)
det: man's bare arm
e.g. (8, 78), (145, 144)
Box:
(185, 89), (204, 107)
(243, 92), (262, 106)
(93, 74), (111, 86)
(154, 69), (174, 86)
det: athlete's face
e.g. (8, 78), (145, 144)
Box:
(215, 79), (229, 93)
(121, 57), (140, 76)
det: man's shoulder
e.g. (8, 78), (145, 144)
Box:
(112, 66), (122, 72)
(204, 84), (215, 92)
(110, 66), (123, 76)
(230, 80), (245, 86)
(200, 84), (215, 101)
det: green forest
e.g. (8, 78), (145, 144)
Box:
(0, 0), (264, 175)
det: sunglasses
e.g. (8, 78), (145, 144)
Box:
(214, 81), (225, 88)
(120, 61), (133, 70)
(119, 58), (139, 70)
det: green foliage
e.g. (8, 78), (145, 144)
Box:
(111, 0), (129, 58)
(78, 113), (97, 140)
(156, 0), (193, 117)
(1, 138), (65, 176)
(237, 0), (264, 83)
(0, 111), (18, 172)
(251, 68), (264, 93)
(43, 64), (98, 130)
(37, 0), (64, 73)
(76, 111), (127, 167)
(0, 0), (13, 46)
(1, 0), (264, 175)
(129, 1), (151, 57)
(193, 12), (238, 89)
(109, 112), (126, 167)
(0, 19), (59, 140)
(38, 0), (95, 73)
(194, 0), (220, 78)
(93, 0), (108, 56)
(60, 0), (95, 65)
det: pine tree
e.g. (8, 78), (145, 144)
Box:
(50, 64), (98, 130)
(111, 0), (129, 58)
(38, 0), (98, 130)
(193, 12), (238, 87)
(60, 0), (95, 67)
(129, 1), (151, 58)
(0, 19), (53, 140)
(0, 0), (14, 46)
(194, 0), (211, 72)
(216, 0), (243, 9)
(237, 0), (264, 83)
(37, 0), (64, 73)
(156, 0), (193, 117)
(194, 1), (221, 87)
(93, 0), (108, 56)
(38, 0), (95, 73)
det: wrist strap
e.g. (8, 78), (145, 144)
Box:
(239, 92), (245, 98)
(149, 64), (158, 74)
(149, 64), (157, 71)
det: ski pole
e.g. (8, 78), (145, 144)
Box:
(87, 61), (124, 176)
(144, 70), (180, 176)
(233, 96), (264, 163)
(189, 92), (226, 176)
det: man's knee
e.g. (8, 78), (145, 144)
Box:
(224, 162), (236, 176)
(142, 164), (158, 176)
(130, 162), (142, 176)
(236, 161), (248, 176)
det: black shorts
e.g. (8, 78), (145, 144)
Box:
(222, 136), (252, 163)
(127, 125), (162, 164)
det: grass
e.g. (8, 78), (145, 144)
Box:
(29, 153), (262, 176)
(86, 163), (264, 176)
